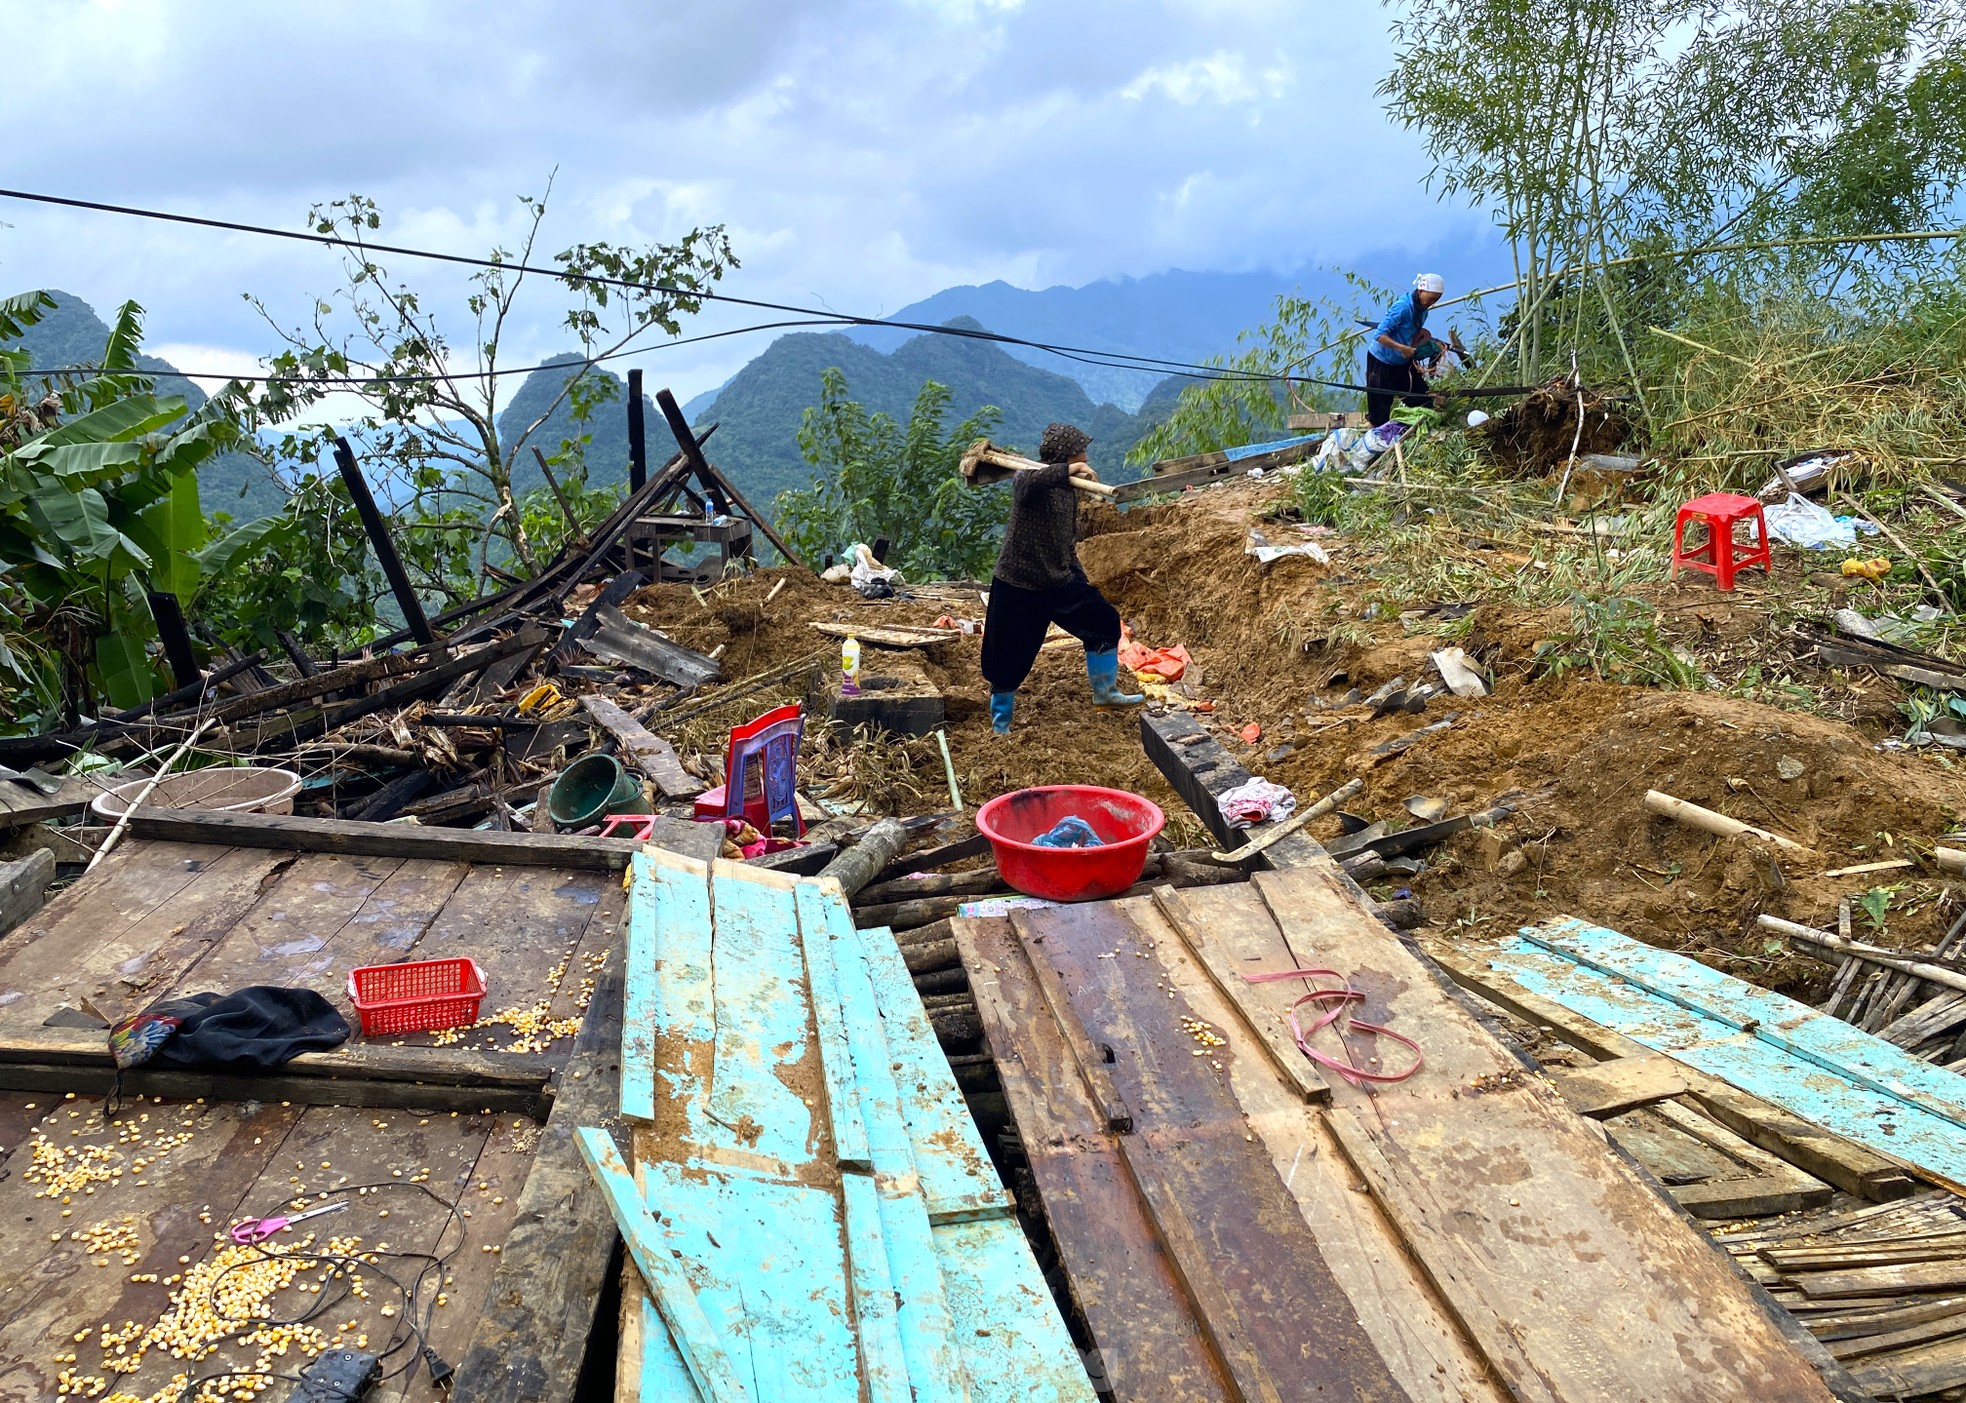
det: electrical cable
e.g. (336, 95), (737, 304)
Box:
(168, 1180), (469, 1401)
(0, 185), (1538, 397)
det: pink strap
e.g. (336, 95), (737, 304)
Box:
(1243, 966), (1423, 1086)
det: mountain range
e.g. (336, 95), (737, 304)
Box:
(5, 291), (290, 521)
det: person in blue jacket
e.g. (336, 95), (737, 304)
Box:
(1364, 273), (1447, 426)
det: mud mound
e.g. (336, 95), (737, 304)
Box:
(1473, 383), (1634, 474)
(1246, 680), (1964, 995)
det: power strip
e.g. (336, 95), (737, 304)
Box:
(291, 1349), (381, 1401)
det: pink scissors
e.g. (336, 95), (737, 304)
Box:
(231, 1200), (349, 1245)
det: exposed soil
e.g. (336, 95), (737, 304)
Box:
(618, 475), (1966, 999)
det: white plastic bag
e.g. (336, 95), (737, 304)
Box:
(1762, 493), (1879, 550)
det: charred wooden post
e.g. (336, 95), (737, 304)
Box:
(145, 590), (201, 692)
(333, 435), (441, 653)
(627, 368), (648, 492)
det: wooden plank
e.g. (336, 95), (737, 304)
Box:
(831, 919), (968, 1400)
(808, 621), (953, 649)
(1139, 712), (1327, 866)
(581, 693), (704, 800)
(1009, 912), (1134, 1135)
(1113, 458), (1244, 503)
(622, 848), (712, 1125)
(1427, 940), (1918, 1201)
(452, 961), (629, 1403)
(0, 1097), (301, 1400)
(0, 843), (290, 1038)
(1605, 1100), (1832, 1219)
(575, 1128), (758, 1402)
(1020, 898), (1409, 1400)
(855, 923), (1014, 1222)
(838, 1169), (914, 1403)
(0, 849), (53, 936)
(1798, 1258), (1966, 1298)
(1250, 868), (1841, 1402)
(1128, 889), (1511, 1403)
(1549, 1053), (1688, 1118)
(955, 915), (1236, 1403)
(124, 806), (722, 869)
(1847, 1331), (1966, 1400)
(405, 861), (612, 1054)
(0, 775), (118, 832)
(1152, 886), (1330, 1105)
(792, 880), (870, 1170)
(0, 1024), (551, 1106)
(1496, 918), (1966, 1193)
(700, 861), (820, 1167)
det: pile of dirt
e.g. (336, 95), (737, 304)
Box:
(1472, 382), (1634, 474)
(618, 479), (1962, 1004)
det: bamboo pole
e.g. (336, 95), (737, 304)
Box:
(1641, 789), (1813, 855)
(1758, 915), (1966, 998)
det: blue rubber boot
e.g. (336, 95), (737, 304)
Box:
(1086, 648), (1145, 707)
(990, 691), (1016, 734)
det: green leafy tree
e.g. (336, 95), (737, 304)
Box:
(245, 180), (736, 605)
(1129, 273), (1409, 468)
(1380, 0), (1966, 388)
(0, 291), (287, 726)
(776, 369), (1007, 580)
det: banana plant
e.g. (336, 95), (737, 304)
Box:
(1, 291), (295, 722)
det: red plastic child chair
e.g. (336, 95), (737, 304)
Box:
(1671, 492), (1772, 592)
(691, 703), (806, 837)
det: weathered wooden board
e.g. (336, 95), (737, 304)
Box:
(581, 693), (705, 800)
(957, 915), (1237, 1402)
(1500, 917), (1966, 1193)
(1124, 891), (1509, 1403)
(452, 963), (628, 1403)
(1549, 1052), (1688, 1118)
(1247, 867), (1842, 1402)
(1605, 1099), (1832, 1219)
(0, 841), (290, 1037)
(0, 773), (119, 832)
(126, 806), (722, 869)
(1016, 897), (1410, 1400)
(1427, 938), (1917, 1201)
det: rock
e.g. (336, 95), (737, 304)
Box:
(1775, 756), (1806, 782)
(1473, 828), (1515, 871)
(1265, 744), (1295, 763)
(1497, 849), (1528, 877)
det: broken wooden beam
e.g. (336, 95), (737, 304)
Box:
(0, 848), (55, 935)
(334, 435), (440, 651)
(549, 570), (645, 670)
(580, 693), (704, 801)
(124, 806), (723, 869)
(819, 816), (909, 899)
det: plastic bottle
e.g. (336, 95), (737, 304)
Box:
(841, 637), (862, 695)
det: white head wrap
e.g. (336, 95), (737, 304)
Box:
(1414, 272), (1445, 295)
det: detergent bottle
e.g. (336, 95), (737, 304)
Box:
(841, 637), (862, 695)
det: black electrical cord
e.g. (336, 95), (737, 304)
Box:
(169, 1180), (469, 1401)
(0, 184), (1542, 397)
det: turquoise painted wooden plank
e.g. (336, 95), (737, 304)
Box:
(853, 924), (1015, 1224)
(639, 1155), (862, 1401)
(793, 878), (870, 1170)
(638, 1296), (706, 1402)
(833, 924), (970, 1402)
(703, 860), (818, 1166)
(1527, 917), (1966, 1127)
(842, 1167), (917, 1403)
(574, 1127), (756, 1403)
(626, 849), (716, 1127)
(932, 1216), (1099, 1403)
(1488, 925), (1966, 1191)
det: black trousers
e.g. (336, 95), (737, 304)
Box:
(1364, 354), (1427, 427)
(981, 576), (1122, 693)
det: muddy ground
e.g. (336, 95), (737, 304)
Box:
(621, 477), (1965, 1000)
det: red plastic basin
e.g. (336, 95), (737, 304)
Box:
(975, 785), (1166, 903)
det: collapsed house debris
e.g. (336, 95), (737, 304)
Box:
(5, 390), (1966, 1403)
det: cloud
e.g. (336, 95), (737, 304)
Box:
(0, 0), (1493, 404)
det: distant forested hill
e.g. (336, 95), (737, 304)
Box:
(4, 290), (290, 521)
(676, 317), (1180, 507)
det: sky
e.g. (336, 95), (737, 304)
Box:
(0, 0), (1497, 407)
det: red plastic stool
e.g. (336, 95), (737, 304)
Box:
(1671, 492), (1771, 591)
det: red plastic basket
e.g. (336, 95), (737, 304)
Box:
(347, 958), (487, 1037)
